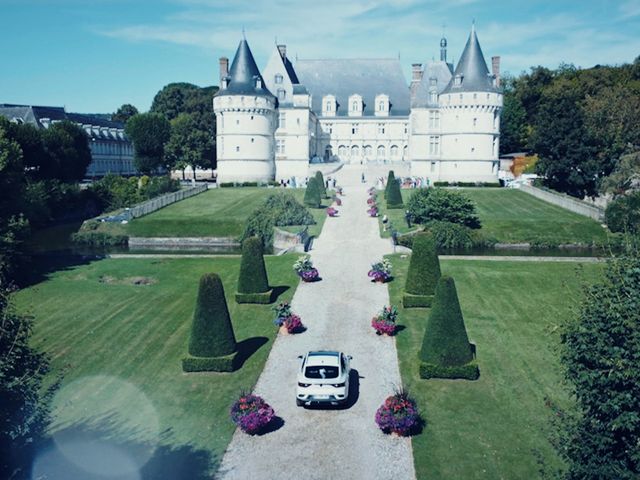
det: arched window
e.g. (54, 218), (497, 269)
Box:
(390, 145), (399, 158)
(351, 145), (360, 158)
(377, 145), (386, 158)
(403, 145), (408, 159)
(364, 145), (372, 157)
(324, 145), (333, 161)
(352, 102), (358, 111)
(338, 145), (346, 157)
(275, 74), (283, 84)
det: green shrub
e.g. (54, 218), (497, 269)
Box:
(235, 291), (273, 304)
(404, 232), (441, 299)
(71, 231), (128, 246)
(425, 221), (473, 249)
(219, 182), (235, 188)
(182, 351), (238, 372)
(304, 177), (322, 208)
(386, 172), (404, 209)
(419, 276), (478, 379)
(315, 171), (328, 198)
(433, 181), (449, 187)
(385, 170), (397, 199)
(402, 292), (434, 308)
(241, 181), (258, 187)
(237, 237), (270, 297)
(419, 360), (479, 380)
(241, 192), (315, 250)
(407, 188), (481, 229)
(142, 175), (180, 199)
(186, 273), (237, 362)
(605, 192), (640, 234)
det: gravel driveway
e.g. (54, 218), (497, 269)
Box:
(217, 165), (416, 480)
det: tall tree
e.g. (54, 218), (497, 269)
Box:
(499, 76), (529, 154)
(112, 103), (139, 123)
(42, 121), (92, 182)
(124, 113), (171, 174)
(556, 255), (640, 479)
(164, 113), (212, 179)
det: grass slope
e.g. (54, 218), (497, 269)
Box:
(96, 188), (327, 238)
(377, 188), (607, 245)
(14, 255), (299, 476)
(387, 257), (603, 479)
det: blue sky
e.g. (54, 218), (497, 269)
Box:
(1, 0), (639, 113)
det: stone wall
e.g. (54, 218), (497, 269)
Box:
(520, 185), (605, 222)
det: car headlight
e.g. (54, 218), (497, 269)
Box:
(298, 382), (311, 387)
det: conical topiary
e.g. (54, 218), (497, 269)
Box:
(315, 170), (328, 198)
(236, 236), (272, 304)
(304, 177), (322, 208)
(386, 171), (404, 209)
(403, 232), (441, 307)
(419, 276), (479, 380)
(385, 170), (396, 199)
(182, 273), (239, 372)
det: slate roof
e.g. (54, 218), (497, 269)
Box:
(216, 40), (275, 99)
(295, 58), (410, 117)
(411, 61), (454, 108)
(0, 104), (125, 130)
(442, 25), (499, 94)
(282, 56), (300, 84)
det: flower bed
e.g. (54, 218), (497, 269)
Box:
(375, 389), (421, 436)
(367, 206), (378, 217)
(335, 197), (342, 206)
(326, 207), (338, 217)
(371, 305), (398, 336)
(273, 302), (305, 334)
(230, 393), (276, 435)
(368, 259), (392, 282)
(293, 256), (320, 282)
(367, 197), (376, 205)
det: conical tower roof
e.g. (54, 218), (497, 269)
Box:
(216, 39), (275, 98)
(442, 24), (498, 94)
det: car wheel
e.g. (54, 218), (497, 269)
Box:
(296, 398), (304, 407)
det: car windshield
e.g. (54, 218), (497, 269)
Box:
(304, 365), (339, 379)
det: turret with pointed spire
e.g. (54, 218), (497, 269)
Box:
(213, 38), (277, 183)
(442, 23), (498, 94)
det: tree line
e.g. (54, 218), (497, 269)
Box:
(500, 57), (640, 199)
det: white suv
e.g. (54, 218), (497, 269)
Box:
(296, 350), (351, 407)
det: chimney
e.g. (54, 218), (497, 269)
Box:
(410, 63), (423, 100)
(219, 57), (229, 85)
(492, 56), (501, 87)
(277, 44), (287, 59)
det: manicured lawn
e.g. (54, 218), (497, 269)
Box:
(14, 255), (300, 477)
(387, 257), (604, 479)
(116, 187), (329, 238)
(376, 188), (608, 245)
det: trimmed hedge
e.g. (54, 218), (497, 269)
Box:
(386, 171), (404, 209)
(235, 290), (273, 304)
(182, 351), (239, 373)
(404, 232), (441, 302)
(407, 188), (481, 229)
(385, 170), (396, 199)
(304, 177), (322, 208)
(237, 236), (270, 295)
(402, 292), (434, 308)
(185, 273), (237, 369)
(433, 181), (501, 188)
(71, 231), (128, 246)
(418, 276), (478, 380)
(315, 171), (328, 199)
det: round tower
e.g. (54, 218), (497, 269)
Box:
(437, 24), (503, 183)
(213, 39), (277, 183)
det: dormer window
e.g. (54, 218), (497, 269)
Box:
(277, 89), (286, 101)
(348, 94), (363, 117)
(374, 94), (389, 117)
(429, 77), (437, 87)
(322, 95), (337, 116)
(429, 92), (437, 104)
(254, 77), (262, 89)
(454, 75), (463, 86)
(275, 74), (283, 84)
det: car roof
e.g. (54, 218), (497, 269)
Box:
(305, 351), (340, 367)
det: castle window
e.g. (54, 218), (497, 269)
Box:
(278, 89), (286, 101)
(378, 102), (384, 111)
(236, 146), (240, 152)
(454, 75), (462, 86)
(276, 139), (285, 154)
(351, 145), (360, 157)
(279, 112), (286, 128)
(236, 119), (240, 125)
(404, 124), (408, 134)
(429, 136), (440, 155)
(377, 145), (386, 158)
(431, 161), (436, 172)
(251, 138), (254, 143)
(390, 145), (399, 158)
(275, 74), (283, 84)
(250, 115), (254, 120)
(364, 145), (372, 157)
(352, 102), (358, 111)
(473, 118), (477, 127)
(352, 124), (359, 135)
(429, 92), (437, 104)
(473, 93), (477, 100)
(459, 93), (463, 100)
(429, 111), (440, 128)
(338, 145), (346, 157)
(378, 124), (385, 135)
